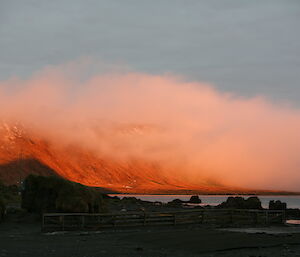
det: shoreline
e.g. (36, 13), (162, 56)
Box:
(109, 193), (300, 196)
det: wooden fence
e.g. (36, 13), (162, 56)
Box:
(42, 209), (285, 232)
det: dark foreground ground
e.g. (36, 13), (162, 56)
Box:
(1, 214), (300, 257)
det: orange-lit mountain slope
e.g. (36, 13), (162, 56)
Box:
(0, 123), (292, 194)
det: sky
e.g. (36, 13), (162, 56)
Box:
(1, 0), (300, 103)
(1, 1), (300, 191)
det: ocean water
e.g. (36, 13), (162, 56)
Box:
(110, 195), (300, 209)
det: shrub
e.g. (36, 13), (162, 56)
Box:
(0, 179), (18, 222)
(21, 175), (105, 213)
(0, 196), (5, 222)
(0, 180), (19, 203)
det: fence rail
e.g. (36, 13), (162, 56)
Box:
(42, 209), (285, 232)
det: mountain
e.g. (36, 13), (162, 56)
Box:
(0, 122), (294, 194)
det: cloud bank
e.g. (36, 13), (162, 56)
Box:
(1, 63), (300, 191)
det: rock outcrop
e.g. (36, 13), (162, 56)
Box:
(269, 200), (287, 210)
(218, 196), (262, 209)
(188, 195), (202, 204)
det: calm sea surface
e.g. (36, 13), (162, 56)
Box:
(110, 195), (300, 209)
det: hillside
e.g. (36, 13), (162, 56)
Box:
(0, 122), (293, 195)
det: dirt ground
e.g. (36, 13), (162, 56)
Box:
(1, 215), (300, 257)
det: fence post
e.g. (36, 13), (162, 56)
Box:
(143, 212), (146, 226)
(41, 214), (45, 232)
(282, 210), (286, 224)
(254, 211), (258, 226)
(113, 215), (116, 228)
(265, 211), (269, 225)
(62, 215), (65, 231)
(81, 215), (85, 229)
(230, 210), (233, 224)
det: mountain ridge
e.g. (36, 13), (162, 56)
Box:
(0, 122), (297, 195)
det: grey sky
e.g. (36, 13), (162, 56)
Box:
(1, 0), (300, 103)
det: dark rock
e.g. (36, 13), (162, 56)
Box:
(269, 200), (287, 210)
(167, 199), (184, 206)
(189, 195), (202, 204)
(193, 205), (204, 209)
(245, 196), (262, 209)
(218, 196), (262, 209)
(218, 196), (245, 209)
(122, 197), (138, 202)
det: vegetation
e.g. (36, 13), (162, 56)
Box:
(0, 180), (19, 203)
(21, 175), (105, 213)
(0, 179), (21, 221)
(0, 196), (5, 222)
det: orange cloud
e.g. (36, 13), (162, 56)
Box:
(1, 63), (300, 191)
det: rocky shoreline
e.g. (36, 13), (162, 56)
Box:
(1, 175), (300, 256)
